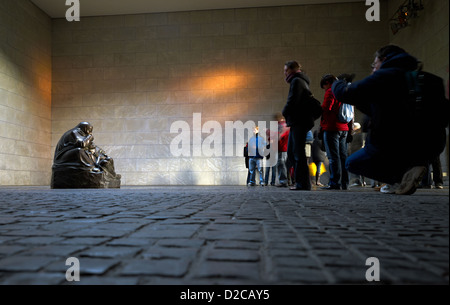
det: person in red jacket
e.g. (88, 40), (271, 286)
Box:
(276, 116), (290, 187)
(319, 74), (352, 190)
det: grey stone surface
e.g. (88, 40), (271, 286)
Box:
(0, 185), (448, 285)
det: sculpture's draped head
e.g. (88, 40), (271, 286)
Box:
(77, 122), (93, 135)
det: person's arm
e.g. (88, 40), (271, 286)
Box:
(332, 78), (374, 116)
(282, 78), (305, 119)
(322, 89), (335, 112)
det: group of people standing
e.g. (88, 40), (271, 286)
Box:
(245, 44), (448, 195)
(244, 119), (292, 187)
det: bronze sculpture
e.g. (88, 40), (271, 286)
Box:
(51, 122), (121, 188)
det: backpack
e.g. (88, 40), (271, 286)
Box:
(405, 69), (450, 129)
(337, 102), (354, 123)
(304, 89), (323, 121)
(405, 69), (449, 158)
(283, 81), (322, 129)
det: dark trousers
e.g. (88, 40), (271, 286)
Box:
(421, 155), (444, 186)
(346, 138), (435, 185)
(346, 143), (413, 185)
(287, 126), (311, 190)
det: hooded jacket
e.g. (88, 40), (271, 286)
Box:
(331, 52), (419, 150)
(282, 72), (314, 130)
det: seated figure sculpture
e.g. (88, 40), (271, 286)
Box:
(51, 122), (121, 188)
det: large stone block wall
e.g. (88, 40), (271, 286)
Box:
(47, 3), (389, 185)
(388, 0), (448, 79)
(50, 2), (389, 186)
(2, 0), (448, 186)
(0, 0), (52, 185)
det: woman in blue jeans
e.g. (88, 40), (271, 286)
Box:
(319, 74), (352, 190)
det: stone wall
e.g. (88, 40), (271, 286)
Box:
(0, 0), (52, 185)
(388, 0), (448, 79)
(50, 2), (389, 185)
(2, 0), (448, 186)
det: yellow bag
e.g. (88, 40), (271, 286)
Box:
(309, 163), (326, 176)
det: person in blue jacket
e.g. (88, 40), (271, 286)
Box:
(247, 126), (266, 186)
(332, 45), (444, 195)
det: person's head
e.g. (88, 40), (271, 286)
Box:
(274, 112), (284, 122)
(77, 122), (93, 135)
(320, 74), (336, 90)
(284, 60), (301, 78)
(372, 45), (406, 73)
(253, 126), (259, 135)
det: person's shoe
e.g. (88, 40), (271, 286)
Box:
(247, 183), (255, 187)
(434, 184), (444, 189)
(276, 184), (288, 187)
(321, 185), (340, 190)
(380, 183), (399, 194)
(395, 166), (427, 195)
(341, 184), (348, 190)
(290, 185), (311, 191)
(315, 182), (324, 187)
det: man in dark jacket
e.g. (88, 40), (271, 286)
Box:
(282, 61), (313, 191)
(332, 45), (445, 195)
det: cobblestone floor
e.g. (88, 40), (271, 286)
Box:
(0, 185), (448, 285)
